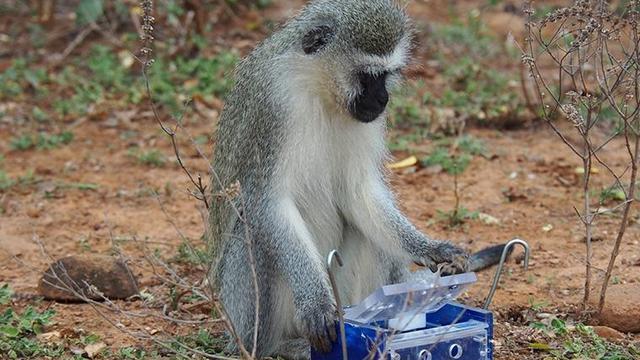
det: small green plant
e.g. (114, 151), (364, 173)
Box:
(421, 148), (471, 175)
(389, 81), (431, 128)
(117, 346), (152, 359)
(87, 45), (130, 91)
(0, 285), (64, 359)
(10, 132), (74, 151)
(0, 169), (38, 192)
(31, 107), (48, 123)
(456, 135), (486, 156)
(598, 186), (626, 204)
(147, 51), (238, 111)
(0, 307), (56, 338)
(64, 182), (100, 191)
(528, 297), (550, 312)
(76, 0), (104, 26)
(9, 134), (34, 151)
(0, 59), (47, 99)
(174, 241), (208, 265)
(423, 144), (478, 228)
(0, 284), (11, 305)
(529, 318), (638, 359)
(433, 16), (495, 57)
(0, 171), (15, 191)
(387, 132), (427, 153)
(436, 206), (479, 228)
(128, 148), (167, 167)
(387, 80), (434, 151)
(413, 14), (527, 131)
(37, 131), (74, 150)
(80, 333), (101, 346)
(16, 170), (37, 188)
(168, 329), (226, 357)
(54, 81), (103, 118)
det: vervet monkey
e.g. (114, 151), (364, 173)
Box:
(209, 0), (505, 358)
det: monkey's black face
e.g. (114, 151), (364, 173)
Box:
(349, 72), (389, 123)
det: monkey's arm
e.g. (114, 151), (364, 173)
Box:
(345, 179), (469, 273)
(251, 196), (337, 351)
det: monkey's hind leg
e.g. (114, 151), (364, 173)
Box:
(272, 338), (311, 360)
(218, 237), (280, 358)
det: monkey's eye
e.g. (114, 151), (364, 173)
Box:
(302, 25), (335, 54)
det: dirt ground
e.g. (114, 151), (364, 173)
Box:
(1, 0), (639, 359)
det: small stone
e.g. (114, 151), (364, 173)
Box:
(424, 164), (443, 175)
(26, 207), (42, 218)
(38, 255), (138, 302)
(85, 342), (106, 358)
(478, 213), (501, 225)
(594, 284), (640, 333)
(592, 326), (625, 340)
(70, 347), (85, 356)
(37, 331), (61, 342)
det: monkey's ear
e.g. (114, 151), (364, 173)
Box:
(302, 25), (335, 54)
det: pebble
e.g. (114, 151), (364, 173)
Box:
(38, 255), (138, 302)
(592, 326), (625, 340)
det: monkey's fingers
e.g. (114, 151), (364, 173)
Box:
(327, 316), (338, 342)
(305, 313), (336, 353)
(310, 332), (332, 353)
(317, 314), (337, 352)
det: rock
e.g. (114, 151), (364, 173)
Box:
(37, 331), (61, 342)
(38, 255), (138, 302)
(594, 284), (640, 333)
(85, 342), (107, 358)
(478, 213), (501, 225)
(592, 326), (625, 340)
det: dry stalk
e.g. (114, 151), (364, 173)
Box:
(137, 1), (260, 358)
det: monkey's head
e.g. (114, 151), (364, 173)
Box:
(293, 0), (412, 123)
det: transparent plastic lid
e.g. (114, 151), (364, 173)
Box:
(344, 271), (477, 325)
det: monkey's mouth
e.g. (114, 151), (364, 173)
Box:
(349, 72), (389, 123)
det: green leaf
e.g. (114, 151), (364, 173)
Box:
(551, 318), (568, 335)
(529, 342), (552, 351)
(0, 284), (12, 305)
(575, 323), (592, 336)
(530, 321), (547, 330)
(0, 308), (15, 325)
(69, 183), (99, 191)
(32, 320), (45, 334)
(76, 0), (103, 26)
(0, 325), (19, 338)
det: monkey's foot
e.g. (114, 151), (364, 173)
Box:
(294, 301), (337, 353)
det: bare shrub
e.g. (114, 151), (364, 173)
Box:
(522, 0), (639, 312)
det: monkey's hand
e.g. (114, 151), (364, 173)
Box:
(294, 288), (338, 353)
(420, 240), (470, 275)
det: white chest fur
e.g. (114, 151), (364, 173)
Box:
(275, 90), (388, 258)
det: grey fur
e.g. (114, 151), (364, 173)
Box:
(208, 1), (470, 359)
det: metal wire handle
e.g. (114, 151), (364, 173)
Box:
(327, 250), (348, 360)
(483, 238), (530, 309)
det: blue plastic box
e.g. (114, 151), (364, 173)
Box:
(311, 272), (493, 360)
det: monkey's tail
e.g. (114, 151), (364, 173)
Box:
(468, 244), (513, 272)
